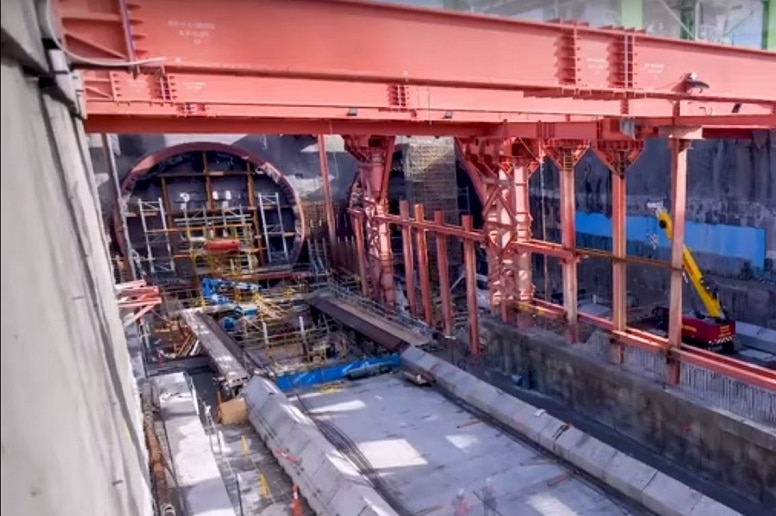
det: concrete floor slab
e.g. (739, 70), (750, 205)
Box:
(155, 373), (235, 516)
(295, 374), (645, 515)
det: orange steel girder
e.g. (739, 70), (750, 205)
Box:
(346, 135), (397, 307)
(54, 0), (776, 135)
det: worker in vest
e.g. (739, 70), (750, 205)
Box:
(451, 488), (472, 516)
(482, 478), (497, 516)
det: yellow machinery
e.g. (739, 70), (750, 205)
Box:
(646, 202), (735, 350)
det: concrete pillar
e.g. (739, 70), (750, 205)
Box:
(765, 0), (776, 50)
(620, 0), (643, 28)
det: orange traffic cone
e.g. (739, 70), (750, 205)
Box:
(291, 484), (303, 516)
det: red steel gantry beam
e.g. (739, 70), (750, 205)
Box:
(54, 0), (776, 135)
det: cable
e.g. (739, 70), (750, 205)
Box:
(44, 0), (166, 68)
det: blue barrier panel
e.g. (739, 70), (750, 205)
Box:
(575, 212), (766, 268)
(275, 353), (401, 391)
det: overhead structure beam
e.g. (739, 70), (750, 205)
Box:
(54, 0), (776, 135)
(55, 0), (776, 102)
(82, 114), (776, 139)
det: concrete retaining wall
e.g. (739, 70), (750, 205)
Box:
(2, 3), (152, 513)
(243, 377), (398, 516)
(401, 346), (741, 516)
(480, 319), (776, 508)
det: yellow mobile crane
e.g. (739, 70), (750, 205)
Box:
(646, 202), (736, 351)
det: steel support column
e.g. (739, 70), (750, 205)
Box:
(593, 141), (645, 361)
(547, 141), (588, 343)
(352, 212), (369, 297)
(103, 133), (137, 281)
(511, 145), (541, 325)
(414, 204), (434, 325)
(463, 215), (480, 355)
(345, 135), (396, 307)
(317, 135), (337, 253)
(399, 201), (418, 317)
(435, 211), (455, 336)
(459, 138), (540, 322)
(667, 138), (690, 384)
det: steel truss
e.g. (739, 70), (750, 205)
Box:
(53, 0), (776, 391)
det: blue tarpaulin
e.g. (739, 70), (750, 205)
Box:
(575, 212), (766, 269)
(275, 353), (401, 391)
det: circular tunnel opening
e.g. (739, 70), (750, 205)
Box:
(113, 142), (305, 286)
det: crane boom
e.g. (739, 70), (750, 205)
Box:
(646, 202), (726, 319)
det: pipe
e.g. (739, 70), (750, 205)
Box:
(142, 389), (176, 516)
(318, 135), (337, 253)
(103, 133), (137, 280)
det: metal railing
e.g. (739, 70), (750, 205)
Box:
(322, 281), (434, 338)
(186, 376), (246, 516)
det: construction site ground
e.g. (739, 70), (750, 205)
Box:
(292, 373), (650, 515)
(189, 372), (314, 515)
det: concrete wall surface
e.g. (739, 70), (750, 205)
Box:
(479, 318), (776, 509)
(1, 3), (152, 513)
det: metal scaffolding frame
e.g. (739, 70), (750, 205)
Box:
(257, 192), (291, 265)
(177, 202), (257, 280)
(135, 198), (176, 277)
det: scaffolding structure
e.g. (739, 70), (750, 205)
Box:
(134, 198), (176, 279)
(239, 283), (337, 374)
(403, 137), (463, 275)
(176, 202), (258, 280)
(257, 192), (291, 265)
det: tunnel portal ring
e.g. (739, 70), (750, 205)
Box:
(113, 141), (307, 265)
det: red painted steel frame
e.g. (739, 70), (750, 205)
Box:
(116, 280), (161, 327)
(350, 206), (776, 391)
(56, 0), (774, 390)
(56, 0), (776, 135)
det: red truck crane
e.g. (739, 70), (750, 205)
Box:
(646, 202), (736, 352)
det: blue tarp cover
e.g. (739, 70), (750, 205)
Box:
(275, 353), (401, 391)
